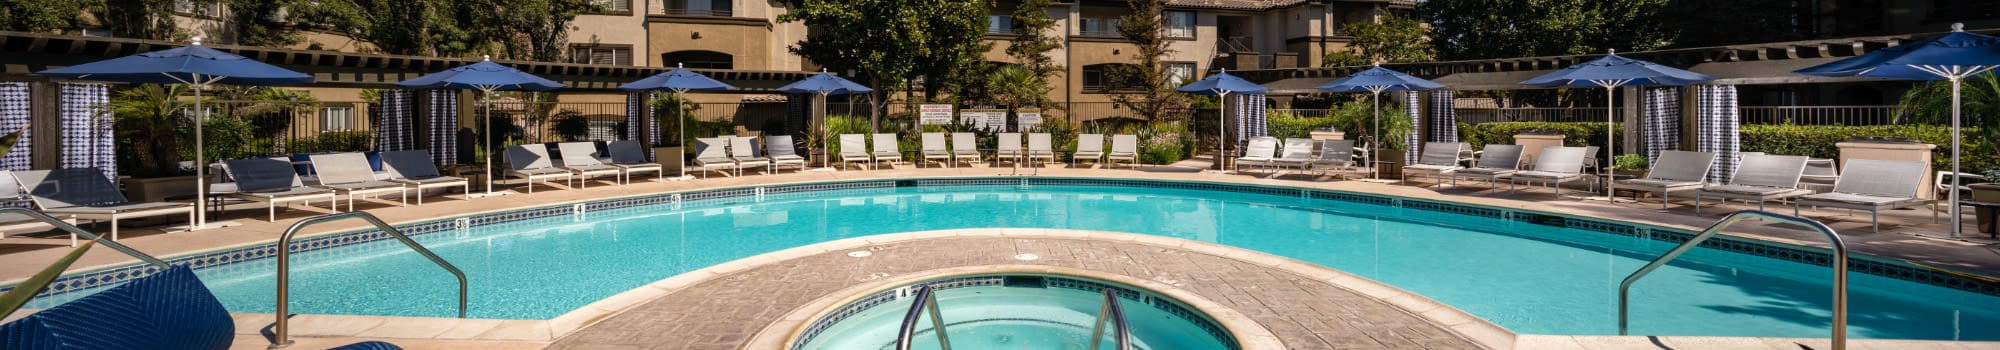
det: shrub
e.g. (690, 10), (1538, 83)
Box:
(1266, 110), (1337, 139)
(1457, 122), (1619, 150)
(1137, 120), (1191, 164)
(1741, 124), (1997, 175)
(1614, 154), (1648, 171)
(287, 131), (374, 154)
(1327, 101), (1413, 151)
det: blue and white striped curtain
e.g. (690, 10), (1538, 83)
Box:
(1695, 85), (1739, 182)
(376, 90), (414, 151)
(427, 90), (458, 166)
(59, 83), (114, 181)
(1403, 91), (1422, 161)
(1235, 94), (1267, 141)
(0, 83), (32, 171)
(627, 91), (653, 143)
(1428, 90), (1457, 143)
(1641, 87), (1681, 164)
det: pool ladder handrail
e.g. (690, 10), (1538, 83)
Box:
(894, 285), (952, 350)
(1617, 209), (1844, 350)
(1088, 288), (1132, 350)
(269, 211), (469, 349)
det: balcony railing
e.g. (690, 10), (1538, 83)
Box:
(654, 8), (732, 16)
(1455, 107), (1611, 124)
(1738, 105), (1899, 125)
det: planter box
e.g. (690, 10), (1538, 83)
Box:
(1376, 150), (1406, 178)
(121, 175), (199, 203)
(1514, 133), (1566, 168)
(1309, 131), (1346, 141)
(655, 146), (685, 175)
(1974, 183), (2000, 234)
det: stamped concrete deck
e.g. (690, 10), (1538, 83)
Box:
(544, 233), (1481, 350)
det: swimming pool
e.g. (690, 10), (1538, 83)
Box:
(796, 275), (1235, 350)
(22, 178), (2000, 341)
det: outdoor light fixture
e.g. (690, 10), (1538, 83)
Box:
(692, 32), (702, 39)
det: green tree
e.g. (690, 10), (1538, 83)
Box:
(1, 0), (91, 33)
(293, 0), (590, 59)
(989, 65), (1048, 112)
(1006, 0), (1065, 103)
(499, 0), (597, 62)
(1341, 14), (1434, 64)
(1898, 72), (2000, 161)
(101, 0), (182, 41)
(1662, 0), (1810, 47)
(782, 0), (986, 130)
(1421, 0), (1672, 60)
(228, 0), (304, 47)
(1321, 51), (1369, 67)
(914, 1), (994, 101)
(1108, 0), (1188, 121)
(108, 85), (191, 177)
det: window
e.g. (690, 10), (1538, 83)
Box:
(321, 107), (354, 132)
(1164, 11), (1195, 38)
(174, 0), (222, 18)
(662, 50), (733, 69)
(570, 45), (633, 66)
(1165, 62), (1196, 86)
(987, 15), (1015, 34)
(1082, 64), (1139, 91)
(1080, 17), (1122, 36)
(664, 0), (732, 16)
(590, 0), (633, 13)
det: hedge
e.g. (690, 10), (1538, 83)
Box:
(1458, 122), (1620, 150)
(1741, 124), (1998, 176)
(1266, 113), (1337, 140)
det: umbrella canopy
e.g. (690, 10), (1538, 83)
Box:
(1175, 70), (1268, 95)
(38, 40), (312, 85)
(777, 69), (873, 95)
(620, 64), (737, 92)
(1316, 66), (1445, 93)
(1796, 23), (2000, 239)
(1521, 53), (1716, 88)
(396, 56), (564, 92)
(1796, 24), (2000, 80)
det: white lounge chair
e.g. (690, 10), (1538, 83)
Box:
(729, 136), (774, 175)
(504, 145), (575, 193)
(1268, 138), (1318, 174)
(556, 142), (624, 187)
(871, 133), (903, 168)
(606, 140), (664, 183)
(1510, 146), (1594, 197)
(222, 158), (336, 221)
(838, 134), (871, 170)
(12, 168), (194, 239)
(1615, 151), (1716, 209)
(1026, 133), (1057, 167)
(995, 133), (1024, 166)
(380, 150), (469, 205)
(950, 132), (982, 166)
(1234, 137), (1279, 172)
(308, 152), (408, 211)
(920, 133), (951, 168)
(1072, 134), (1105, 167)
(1447, 144), (1524, 190)
(1694, 154), (1813, 213)
(1801, 158), (1839, 193)
(1106, 134), (1139, 168)
(762, 135), (808, 172)
(1794, 159), (1936, 233)
(693, 137), (739, 177)
(1402, 142), (1469, 185)
(1309, 139), (1364, 177)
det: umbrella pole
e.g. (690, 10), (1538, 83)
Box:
(1951, 76), (1963, 238)
(677, 89), (688, 178)
(193, 77), (207, 228)
(483, 91), (494, 195)
(1217, 91), (1229, 171)
(1371, 89), (1380, 180)
(1606, 86), (1617, 200)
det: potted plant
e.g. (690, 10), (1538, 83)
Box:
(1973, 169), (2000, 234)
(1329, 101), (1413, 177)
(1613, 154), (1649, 177)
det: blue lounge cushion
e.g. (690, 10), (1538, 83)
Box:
(0, 266), (234, 350)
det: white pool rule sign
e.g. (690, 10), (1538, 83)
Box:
(960, 109), (1007, 131)
(919, 104), (954, 125)
(1017, 108), (1042, 130)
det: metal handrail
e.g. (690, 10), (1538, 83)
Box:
(894, 285), (952, 350)
(269, 212), (468, 349)
(0, 208), (170, 268)
(1087, 288), (1131, 350)
(1617, 210), (1845, 350)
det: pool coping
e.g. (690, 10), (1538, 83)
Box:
(742, 264), (1282, 350)
(227, 229), (2000, 350)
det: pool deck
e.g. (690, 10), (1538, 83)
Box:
(0, 161), (1996, 350)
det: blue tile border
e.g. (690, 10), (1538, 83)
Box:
(8, 176), (1998, 303)
(791, 274), (1241, 350)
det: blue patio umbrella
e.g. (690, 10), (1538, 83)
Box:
(1318, 65), (1446, 179)
(38, 38), (313, 230)
(397, 56), (564, 196)
(1176, 70), (1268, 170)
(1797, 23), (2000, 238)
(777, 69), (873, 168)
(1522, 51), (1716, 200)
(622, 64), (737, 178)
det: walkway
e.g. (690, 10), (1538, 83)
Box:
(543, 232), (1482, 350)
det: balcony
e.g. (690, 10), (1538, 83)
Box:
(648, 0), (733, 17)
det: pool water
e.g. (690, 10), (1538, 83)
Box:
(800, 283), (1231, 350)
(32, 184), (2000, 340)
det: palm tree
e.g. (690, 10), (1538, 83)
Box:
(1898, 72), (2000, 165)
(107, 84), (191, 177)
